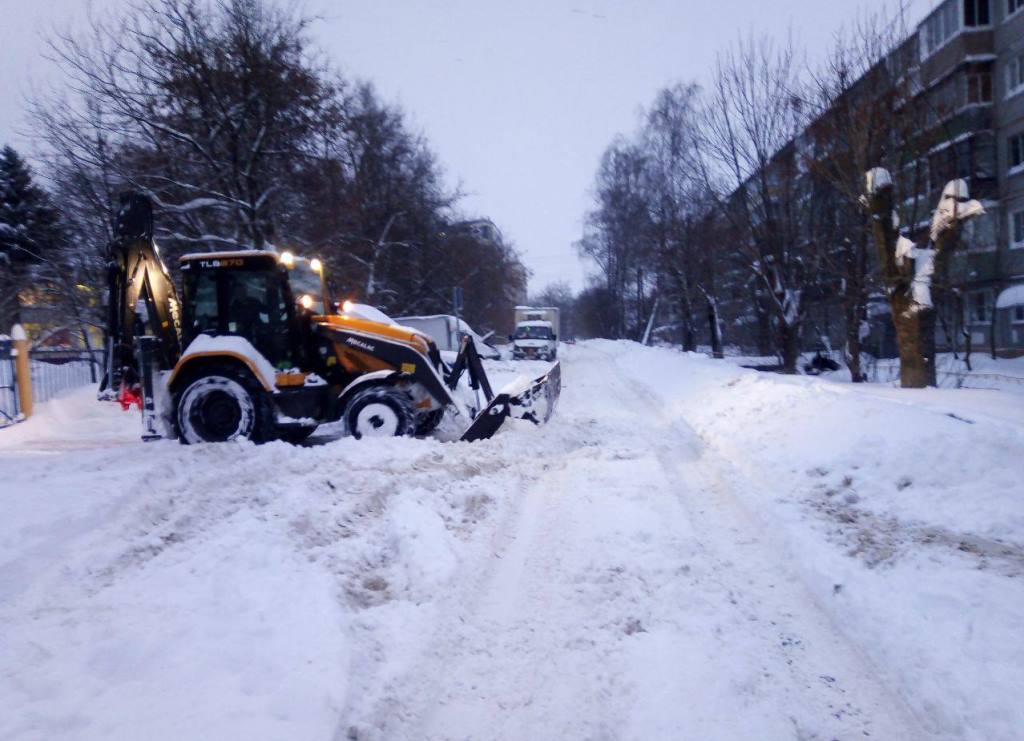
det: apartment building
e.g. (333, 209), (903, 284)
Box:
(717, 0), (1024, 358)
(912, 0), (1024, 355)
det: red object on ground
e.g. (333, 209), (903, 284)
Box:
(117, 385), (143, 411)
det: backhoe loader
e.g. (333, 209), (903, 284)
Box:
(101, 192), (560, 444)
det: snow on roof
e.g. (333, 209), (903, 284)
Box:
(518, 320), (553, 327)
(996, 284), (1024, 309)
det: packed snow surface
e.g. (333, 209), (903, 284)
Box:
(2, 341), (1022, 740)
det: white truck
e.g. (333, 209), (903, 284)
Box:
(511, 306), (560, 361)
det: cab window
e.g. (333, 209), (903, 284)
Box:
(223, 270), (292, 367)
(184, 273), (219, 337)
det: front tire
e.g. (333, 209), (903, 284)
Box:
(343, 384), (417, 440)
(176, 369), (274, 444)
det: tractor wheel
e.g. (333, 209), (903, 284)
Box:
(414, 408), (445, 436)
(343, 384), (417, 440)
(176, 367), (274, 444)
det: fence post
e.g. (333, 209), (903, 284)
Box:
(11, 324), (33, 419)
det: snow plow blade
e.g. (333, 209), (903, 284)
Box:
(460, 361), (561, 442)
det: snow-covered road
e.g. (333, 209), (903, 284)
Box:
(399, 344), (922, 741)
(2, 342), (1021, 740)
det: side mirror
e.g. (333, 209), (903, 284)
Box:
(508, 334), (514, 342)
(552, 334), (557, 342)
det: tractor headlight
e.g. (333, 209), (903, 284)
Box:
(342, 300), (354, 314)
(310, 258), (322, 273)
(280, 251), (295, 267)
(300, 294), (314, 310)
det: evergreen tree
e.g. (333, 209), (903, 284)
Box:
(0, 145), (61, 329)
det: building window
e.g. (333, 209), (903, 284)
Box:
(969, 291), (992, 323)
(1010, 0), (1024, 17)
(1012, 210), (1024, 248)
(1011, 133), (1024, 172)
(964, 0), (990, 25)
(967, 70), (993, 103)
(974, 133), (997, 178)
(1014, 304), (1024, 323)
(1008, 54), (1024, 98)
(965, 210), (997, 250)
(921, 1), (960, 58)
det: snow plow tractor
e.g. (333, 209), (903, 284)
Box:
(101, 192), (560, 444)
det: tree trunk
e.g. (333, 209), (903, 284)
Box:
(680, 297), (696, 351)
(864, 169), (983, 388)
(779, 320), (801, 374)
(865, 173), (934, 388)
(754, 299), (773, 356)
(845, 313), (864, 382)
(890, 293), (937, 387)
(962, 321), (973, 372)
(707, 296), (724, 358)
(843, 289), (866, 382)
(989, 303), (998, 360)
(681, 323), (696, 352)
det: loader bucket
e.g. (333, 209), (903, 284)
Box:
(460, 361), (561, 442)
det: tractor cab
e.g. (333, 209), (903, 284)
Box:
(179, 250), (327, 372)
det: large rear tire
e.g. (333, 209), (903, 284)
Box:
(176, 368), (274, 444)
(343, 384), (417, 440)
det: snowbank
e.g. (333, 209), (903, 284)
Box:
(599, 340), (1024, 741)
(0, 379), (568, 741)
(3, 346), (1021, 740)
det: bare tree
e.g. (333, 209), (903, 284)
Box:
(804, 9), (927, 381)
(531, 281), (578, 340)
(30, 0), (514, 334)
(863, 169), (983, 387)
(697, 35), (814, 372)
(640, 83), (726, 356)
(577, 139), (654, 339)
(36, 0), (341, 258)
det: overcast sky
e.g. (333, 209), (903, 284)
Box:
(1, 0), (935, 292)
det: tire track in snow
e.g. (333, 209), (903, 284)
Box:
(602, 343), (929, 740)
(349, 343), (928, 740)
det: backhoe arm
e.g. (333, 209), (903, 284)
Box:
(101, 192), (182, 393)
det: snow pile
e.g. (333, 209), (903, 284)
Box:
(601, 340), (1024, 741)
(179, 334), (279, 388)
(0, 382), (572, 741)
(2, 345), (1021, 740)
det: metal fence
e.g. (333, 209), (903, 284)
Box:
(864, 358), (1024, 391)
(0, 340), (18, 426)
(28, 348), (102, 405)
